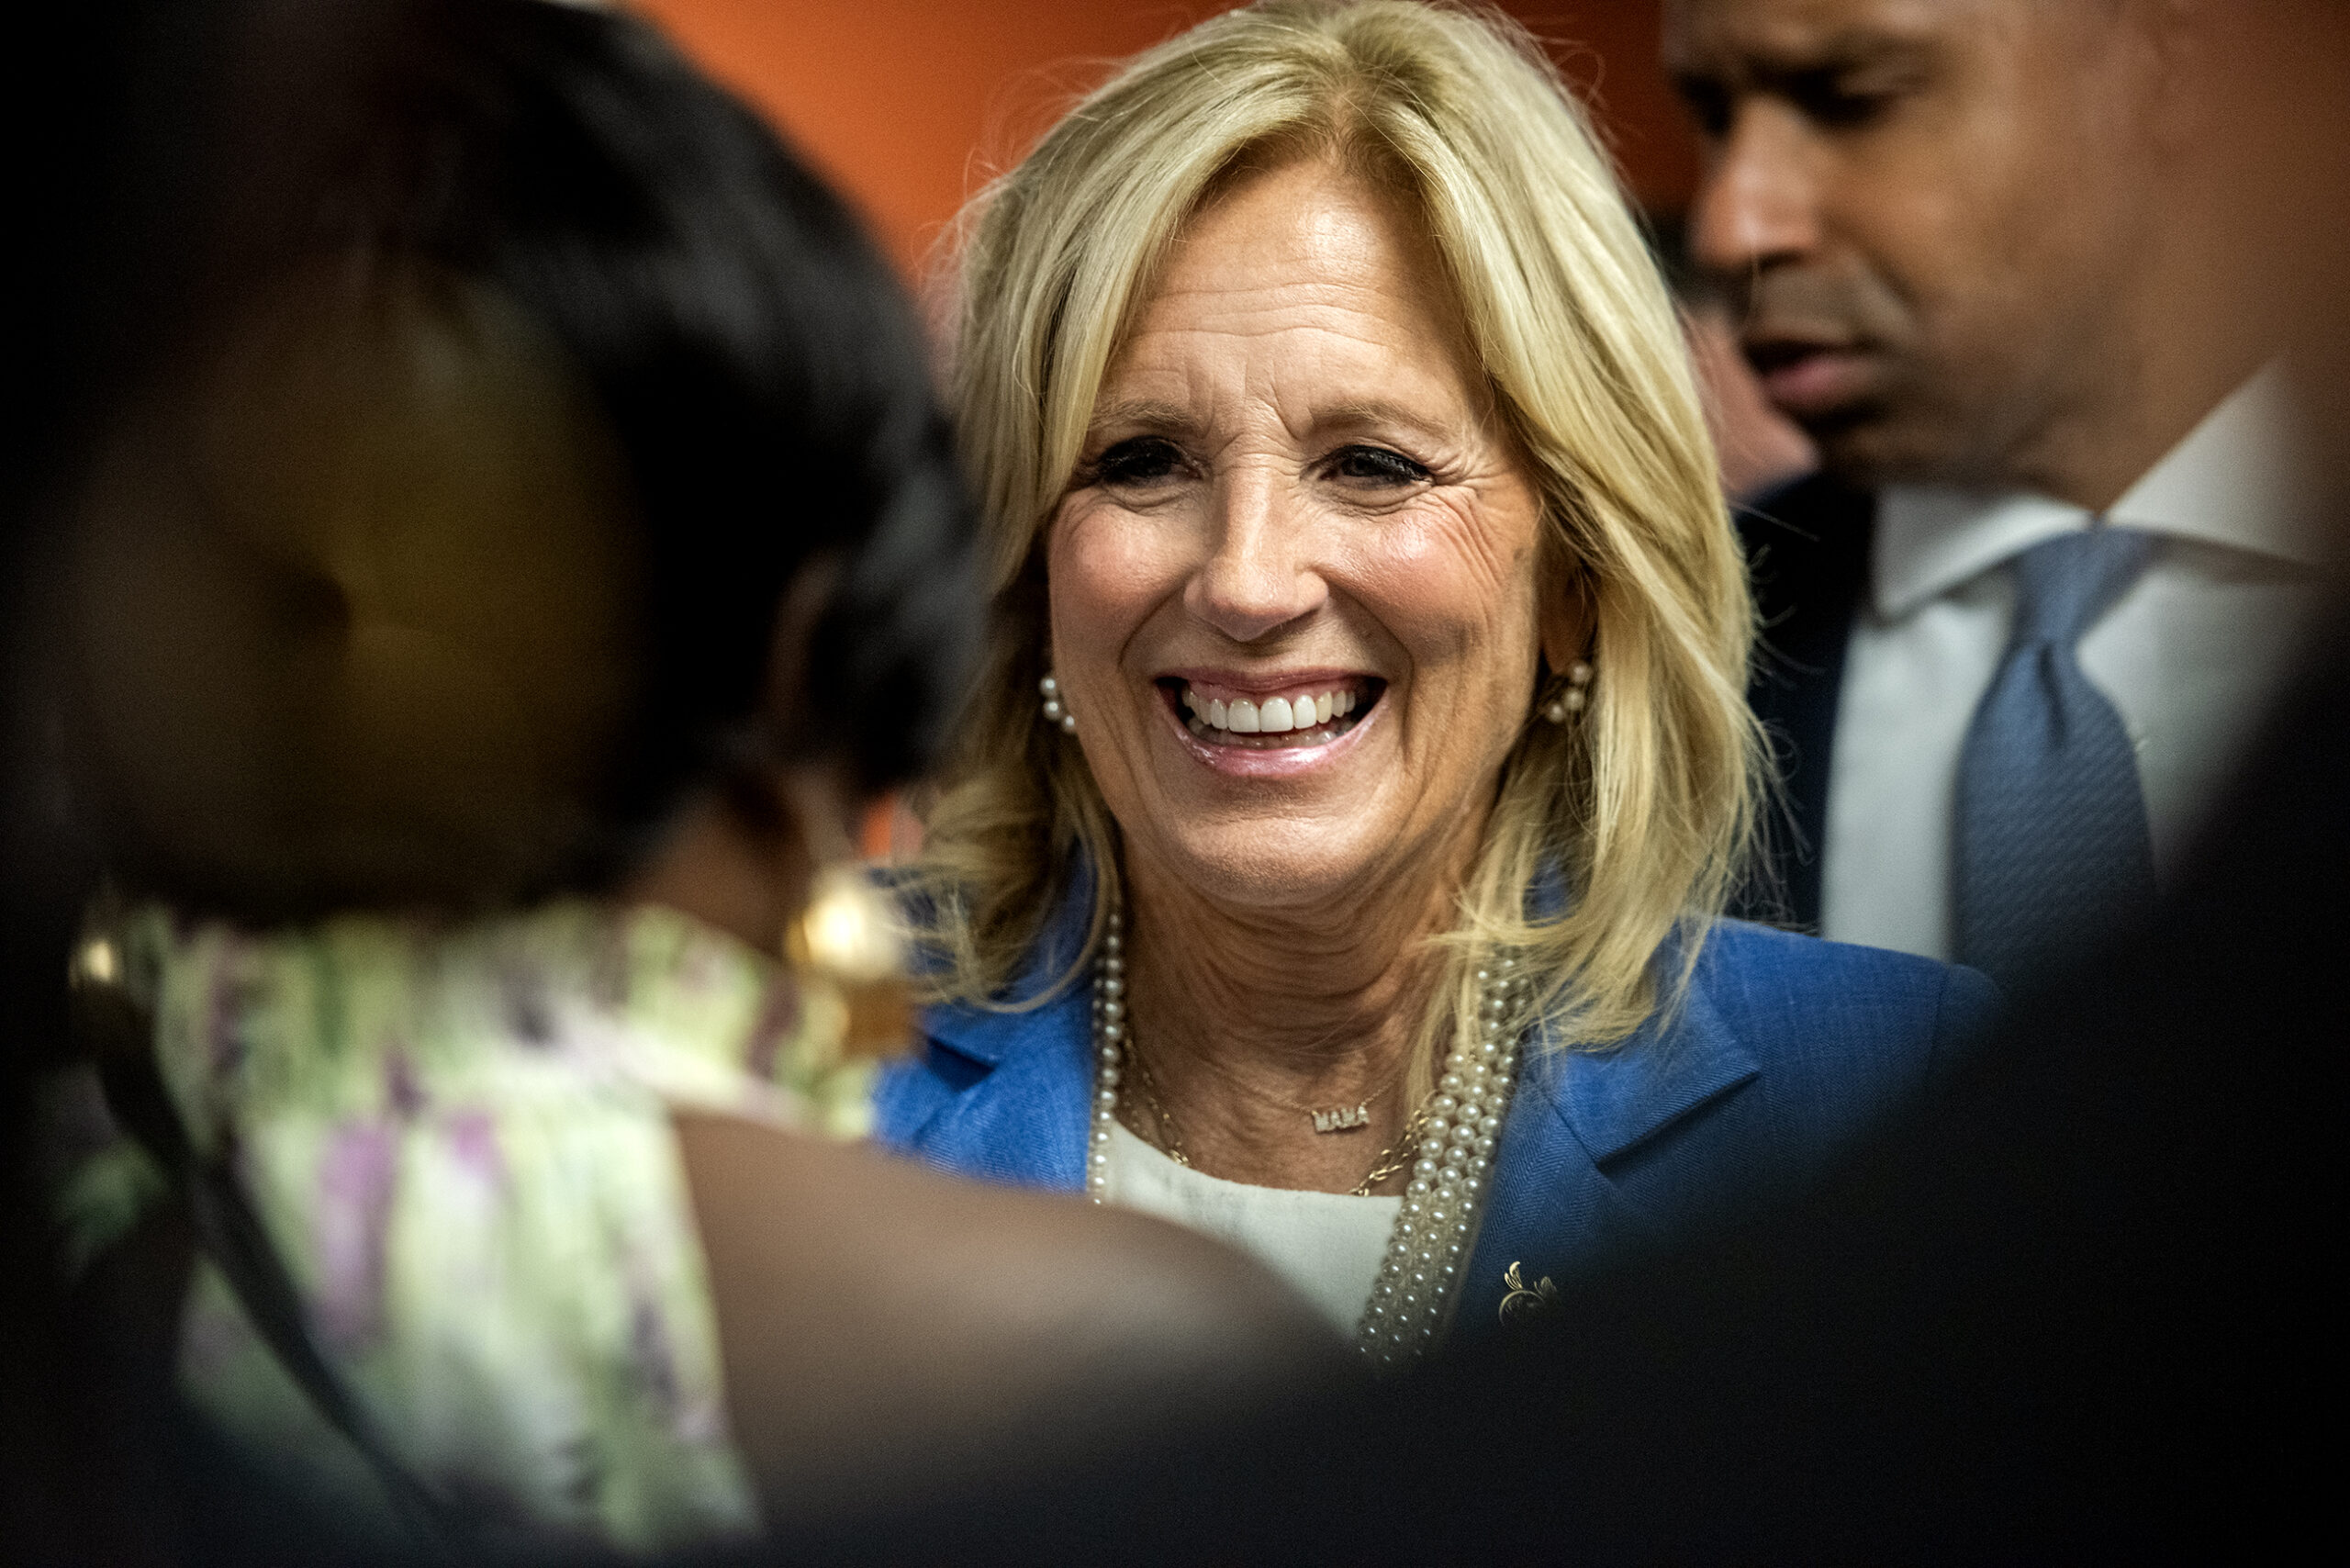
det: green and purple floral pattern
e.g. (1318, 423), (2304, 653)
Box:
(124, 901), (875, 1552)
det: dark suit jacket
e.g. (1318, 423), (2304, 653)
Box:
(1733, 472), (1877, 931)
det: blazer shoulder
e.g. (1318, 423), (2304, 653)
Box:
(1693, 919), (1998, 1080)
(1700, 915), (1948, 983)
(1462, 919), (1992, 1319)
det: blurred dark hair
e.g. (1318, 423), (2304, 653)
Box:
(6, 4), (979, 1551)
(382, 0), (980, 803)
(52, 0), (981, 919)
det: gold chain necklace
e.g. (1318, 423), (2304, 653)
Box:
(1184, 1035), (1409, 1135)
(1126, 1036), (1421, 1195)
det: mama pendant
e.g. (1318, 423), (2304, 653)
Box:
(1311, 1103), (1371, 1133)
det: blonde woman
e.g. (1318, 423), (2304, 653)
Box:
(878, 0), (1994, 1367)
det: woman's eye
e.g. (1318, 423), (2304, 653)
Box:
(1326, 445), (1432, 487)
(1091, 436), (1186, 487)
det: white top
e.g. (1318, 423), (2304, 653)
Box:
(1821, 365), (2333, 960)
(1103, 1121), (1397, 1338)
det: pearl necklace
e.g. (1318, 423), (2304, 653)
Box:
(1082, 901), (1528, 1369)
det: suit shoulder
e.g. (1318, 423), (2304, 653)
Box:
(1737, 471), (1874, 543)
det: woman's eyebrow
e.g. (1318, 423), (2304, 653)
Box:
(1306, 399), (1467, 447)
(1083, 398), (1200, 441)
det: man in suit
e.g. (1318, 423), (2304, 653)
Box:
(1662, 0), (2333, 988)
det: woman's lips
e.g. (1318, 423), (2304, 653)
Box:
(1152, 676), (1383, 773)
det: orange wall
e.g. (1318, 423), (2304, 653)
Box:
(632, 0), (1696, 279)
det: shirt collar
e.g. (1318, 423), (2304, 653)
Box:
(1873, 364), (2327, 619)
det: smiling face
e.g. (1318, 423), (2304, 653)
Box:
(1663, 0), (2165, 488)
(1046, 157), (1564, 920)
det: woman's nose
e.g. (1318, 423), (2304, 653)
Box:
(1183, 473), (1327, 644)
(1690, 98), (1821, 279)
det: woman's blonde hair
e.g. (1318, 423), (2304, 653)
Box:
(914, 0), (1760, 1066)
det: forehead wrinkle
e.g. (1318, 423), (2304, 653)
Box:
(1115, 307), (1449, 400)
(1108, 310), (1485, 458)
(1136, 274), (1430, 347)
(1234, 329), (1474, 441)
(1169, 175), (1402, 282)
(1107, 165), (1488, 457)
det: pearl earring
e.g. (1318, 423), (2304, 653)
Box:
(1039, 672), (1077, 734)
(1540, 659), (1594, 724)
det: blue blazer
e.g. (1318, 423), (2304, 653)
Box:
(875, 910), (1997, 1338)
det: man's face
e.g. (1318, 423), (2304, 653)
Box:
(2220, 0), (2350, 511)
(1664, 0), (2165, 488)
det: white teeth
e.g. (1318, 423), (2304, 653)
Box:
(1181, 684), (1365, 735)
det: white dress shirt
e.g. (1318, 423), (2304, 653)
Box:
(1105, 1121), (1396, 1336)
(1820, 366), (2333, 961)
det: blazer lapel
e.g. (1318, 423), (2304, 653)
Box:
(897, 873), (1100, 1191)
(1461, 968), (1761, 1330)
(907, 985), (1092, 1190)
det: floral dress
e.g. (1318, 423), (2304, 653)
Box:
(60, 901), (875, 1553)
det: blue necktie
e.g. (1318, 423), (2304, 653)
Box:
(1953, 527), (2157, 989)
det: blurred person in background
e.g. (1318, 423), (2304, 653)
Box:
(877, 0), (1991, 1369)
(10, 0), (1325, 1557)
(1666, 0), (2335, 988)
